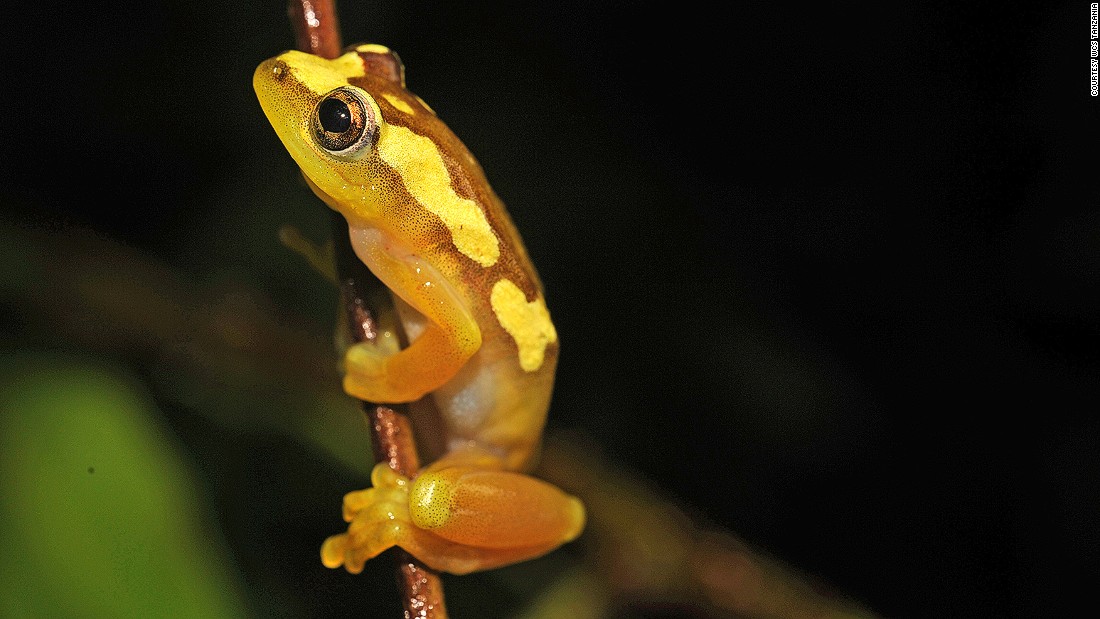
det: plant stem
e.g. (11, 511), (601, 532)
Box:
(286, 2), (448, 616)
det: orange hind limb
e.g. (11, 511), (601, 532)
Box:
(321, 456), (585, 575)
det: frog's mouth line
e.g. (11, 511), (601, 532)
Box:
(254, 59), (356, 201)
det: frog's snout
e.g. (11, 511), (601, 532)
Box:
(253, 59), (290, 93)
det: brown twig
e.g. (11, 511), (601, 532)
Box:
(286, 1), (448, 616)
(287, 0), (342, 59)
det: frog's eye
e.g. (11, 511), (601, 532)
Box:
(311, 87), (378, 157)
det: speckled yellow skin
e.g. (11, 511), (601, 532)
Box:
(254, 44), (583, 574)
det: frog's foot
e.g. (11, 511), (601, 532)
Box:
(321, 460), (586, 575)
(320, 463), (425, 573)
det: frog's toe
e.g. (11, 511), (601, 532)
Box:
(345, 513), (405, 572)
(320, 519), (402, 574)
(320, 532), (353, 570)
(344, 343), (387, 380)
(343, 343), (406, 403)
(322, 519), (404, 574)
(323, 463), (415, 573)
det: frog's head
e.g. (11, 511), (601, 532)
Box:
(254, 44), (445, 226)
(256, 44), (513, 271)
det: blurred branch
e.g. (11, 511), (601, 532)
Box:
(286, 1), (448, 617)
(536, 435), (877, 618)
(287, 0), (342, 60)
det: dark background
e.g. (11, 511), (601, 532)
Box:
(3, 1), (1098, 616)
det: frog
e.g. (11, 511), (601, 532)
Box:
(253, 44), (585, 575)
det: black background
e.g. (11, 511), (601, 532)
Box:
(3, 1), (1098, 616)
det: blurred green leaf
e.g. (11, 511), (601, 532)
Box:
(0, 353), (249, 618)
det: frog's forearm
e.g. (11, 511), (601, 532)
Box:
(342, 225), (480, 403)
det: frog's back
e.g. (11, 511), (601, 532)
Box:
(366, 75), (560, 471)
(415, 186), (560, 472)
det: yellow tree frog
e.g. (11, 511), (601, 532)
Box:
(253, 44), (585, 575)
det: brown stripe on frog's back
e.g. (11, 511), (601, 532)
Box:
(347, 73), (430, 122)
(353, 44), (406, 85)
(432, 142), (546, 299)
(356, 152), (455, 255)
(350, 71), (494, 209)
(391, 100), (544, 301)
(435, 152), (546, 305)
(361, 100), (559, 372)
(361, 98), (502, 270)
(358, 146), (554, 363)
(353, 74), (544, 300)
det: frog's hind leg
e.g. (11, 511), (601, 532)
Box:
(321, 452), (585, 575)
(407, 453), (585, 554)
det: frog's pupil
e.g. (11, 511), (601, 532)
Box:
(319, 98), (352, 133)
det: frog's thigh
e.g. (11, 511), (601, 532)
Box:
(343, 231), (481, 403)
(410, 461), (586, 551)
(323, 461), (585, 575)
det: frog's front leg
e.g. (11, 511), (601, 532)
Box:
(342, 225), (481, 403)
(321, 450), (585, 575)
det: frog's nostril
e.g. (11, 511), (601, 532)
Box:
(271, 60), (290, 81)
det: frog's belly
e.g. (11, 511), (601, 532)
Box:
(431, 342), (554, 471)
(392, 290), (554, 470)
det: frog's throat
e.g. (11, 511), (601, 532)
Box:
(302, 173), (351, 215)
